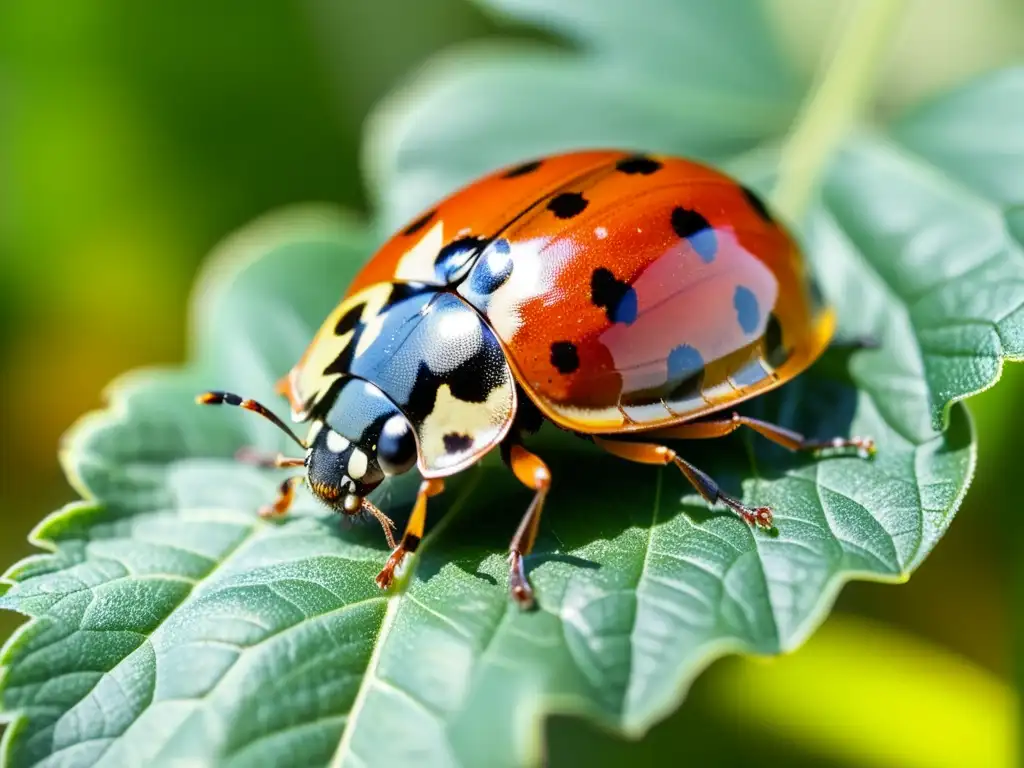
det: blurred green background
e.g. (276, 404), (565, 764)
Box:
(1, 1), (1020, 764)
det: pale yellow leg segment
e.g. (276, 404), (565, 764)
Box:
(375, 478), (445, 590)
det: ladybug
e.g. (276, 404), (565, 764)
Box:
(198, 150), (874, 608)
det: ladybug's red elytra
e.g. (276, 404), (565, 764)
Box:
(198, 150), (874, 608)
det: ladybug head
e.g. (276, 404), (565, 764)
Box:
(195, 386), (418, 545)
(304, 420), (386, 513)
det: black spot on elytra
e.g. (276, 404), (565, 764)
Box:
(671, 206), (717, 262)
(550, 341), (579, 374)
(667, 344), (703, 381)
(671, 207), (711, 240)
(503, 159), (542, 178)
(665, 344), (705, 402)
(616, 155), (662, 175)
(402, 209), (436, 236)
(734, 286), (760, 334)
(765, 313), (788, 368)
(591, 267), (638, 324)
(334, 304), (364, 335)
(435, 236), (486, 282)
(741, 186), (773, 223)
(548, 192), (588, 219)
(442, 432), (474, 453)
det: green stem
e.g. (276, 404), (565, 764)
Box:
(771, 0), (907, 223)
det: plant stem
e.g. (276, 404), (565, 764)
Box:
(771, 0), (907, 223)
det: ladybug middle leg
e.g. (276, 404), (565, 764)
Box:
(592, 437), (773, 530)
(647, 413), (875, 458)
(500, 437), (552, 609)
(259, 475), (305, 519)
(235, 447), (306, 469)
(231, 447), (307, 520)
(375, 478), (445, 590)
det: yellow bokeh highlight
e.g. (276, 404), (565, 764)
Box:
(708, 614), (1017, 768)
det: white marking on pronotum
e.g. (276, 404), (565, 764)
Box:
(307, 420), (323, 442)
(326, 431), (350, 453)
(348, 449), (368, 480)
(594, 226), (608, 239)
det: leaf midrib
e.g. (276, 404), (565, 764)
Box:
(327, 467), (485, 766)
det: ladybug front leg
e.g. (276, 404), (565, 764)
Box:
(500, 439), (552, 610)
(375, 478), (445, 590)
(592, 437), (773, 530)
(259, 476), (305, 519)
(649, 414), (875, 458)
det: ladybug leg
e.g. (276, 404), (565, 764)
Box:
(235, 447), (306, 469)
(375, 478), (445, 591)
(501, 439), (552, 609)
(650, 414), (875, 458)
(259, 475), (305, 519)
(592, 437), (773, 530)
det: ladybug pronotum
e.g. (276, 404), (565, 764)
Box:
(198, 150), (874, 608)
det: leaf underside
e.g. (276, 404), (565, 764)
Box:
(2, 1), (1022, 766)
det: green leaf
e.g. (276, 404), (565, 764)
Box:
(1, 2), (1021, 766)
(821, 69), (1024, 434)
(365, 44), (798, 236)
(472, 0), (801, 93)
(366, 0), (805, 236)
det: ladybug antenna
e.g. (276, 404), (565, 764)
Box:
(195, 390), (307, 449)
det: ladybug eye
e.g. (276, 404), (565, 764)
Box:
(377, 415), (417, 475)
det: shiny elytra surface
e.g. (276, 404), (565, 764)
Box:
(285, 150), (833, 436)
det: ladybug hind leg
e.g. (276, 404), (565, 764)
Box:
(650, 413), (875, 459)
(500, 437), (552, 610)
(592, 437), (773, 530)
